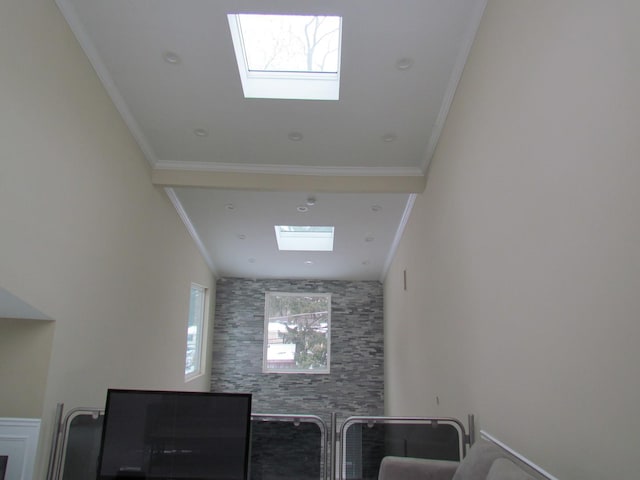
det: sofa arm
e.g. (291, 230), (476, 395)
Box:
(378, 456), (460, 480)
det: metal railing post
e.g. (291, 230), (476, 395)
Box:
(45, 403), (64, 480)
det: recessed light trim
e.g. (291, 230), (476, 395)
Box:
(228, 14), (342, 100)
(288, 131), (303, 141)
(193, 128), (209, 137)
(395, 57), (414, 70)
(162, 51), (181, 64)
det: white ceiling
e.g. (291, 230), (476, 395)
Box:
(55, 0), (487, 281)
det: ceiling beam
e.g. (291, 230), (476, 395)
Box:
(151, 169), (426, 193)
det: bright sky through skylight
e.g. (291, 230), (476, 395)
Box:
(274, 226), (335, 251)
(238, 14), (341, 74)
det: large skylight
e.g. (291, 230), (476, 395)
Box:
(228, 14), (342, 100)
(274, 226), (335, 251)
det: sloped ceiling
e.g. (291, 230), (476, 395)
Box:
(55, 0), (487, 280)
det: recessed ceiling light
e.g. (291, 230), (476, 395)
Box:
(306, 196), (316, 206)
(288, 131), (304, 141)
(297, 206), (309, 213)
(225, 203), (235, 211)
(395, 57), (413, 70)
(248, 258), (256, 263)
(304, 260), (314, 265)
(162, 51), (181, 64)
(193, 128), (209, 137)
(382, 133), (397, 143)
(365, 235), (375, 243)
(371, 205), (382, 212)
(362, 260), (370, 265)
(237, 234), (246, 240)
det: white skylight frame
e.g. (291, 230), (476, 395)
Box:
(227, 14), (342, 100)
(274, 226), (335, 251)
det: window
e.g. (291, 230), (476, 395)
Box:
(185, 283), (206, 379)
(274, 225), (335, 251)
(227, 13), (342, 100)
(264, 292), (331, 373)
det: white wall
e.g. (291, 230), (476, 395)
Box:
(384, 1), (640, 479)
(0, 319), (55, 418)
(0, 0), (214, 476)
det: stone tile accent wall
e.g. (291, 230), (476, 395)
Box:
(211, 278), (384, 424)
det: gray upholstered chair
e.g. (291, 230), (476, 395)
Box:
(378, 438), (538, 480)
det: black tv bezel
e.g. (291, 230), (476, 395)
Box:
(96, 388), (252, 480)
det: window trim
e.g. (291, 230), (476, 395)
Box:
(185, 282), (208, 381)
(263, 291), (331, 374)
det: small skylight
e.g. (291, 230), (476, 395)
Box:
(228, 14), (342, 100)
(274, 226), (335, 251)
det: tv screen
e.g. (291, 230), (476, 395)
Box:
(97, 389), (252, 480)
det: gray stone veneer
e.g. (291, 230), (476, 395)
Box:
(210, 278), (384, 424)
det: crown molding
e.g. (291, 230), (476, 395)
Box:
(380, 194), (416, 283)
(421, 0), (489, 172)
(55, 0), (159, 167)
(164, 188), (218, 276)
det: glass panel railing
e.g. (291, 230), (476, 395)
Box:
(51, 409), (329, 480)
(339, 417), (467, 480)
(57, 409), (104, 480)
(251, 414), (328, 480)
(48, 407), (470, 480)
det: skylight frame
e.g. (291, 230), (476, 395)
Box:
(227, 13), (342, 100)
(274, 225), (335, 251)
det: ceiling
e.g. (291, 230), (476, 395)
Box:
(54, 0), (487, 282)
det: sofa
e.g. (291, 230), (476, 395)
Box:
(378, 437), (547, 480)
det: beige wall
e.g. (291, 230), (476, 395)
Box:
(384, 1), (640, 479)
(0, 0), (214, 476)
(0, 319), (55, 418)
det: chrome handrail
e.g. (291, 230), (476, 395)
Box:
(47, 406), (473, 480)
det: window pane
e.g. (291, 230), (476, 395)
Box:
(264, 292), (331, 373)
(238, 14), (341, 73)
(185, 284), (205, 377)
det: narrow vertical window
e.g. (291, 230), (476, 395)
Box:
(185, 283), (206, 379)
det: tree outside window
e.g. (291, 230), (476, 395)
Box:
(263, 292), (331, 374)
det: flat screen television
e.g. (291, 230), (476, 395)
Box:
(96, 389), (252, 480)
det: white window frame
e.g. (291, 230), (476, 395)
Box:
(185, 283), (207, 380)
(227, 14), (342, 100)
(263, 292), (331, 374)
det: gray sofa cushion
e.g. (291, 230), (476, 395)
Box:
(486, 458), (536, 480)
(451, 439), (507, 480)
(378, 456), (460, 480)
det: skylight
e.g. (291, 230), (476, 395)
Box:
(228, 14), (342, 100)
(274, 226), (335, 251)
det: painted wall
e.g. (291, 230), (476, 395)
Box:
(0, 0), (214, 476)
(384, 1), (640, 479)
(211, 278), (384, 424)
(0, 319), (55, 418)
